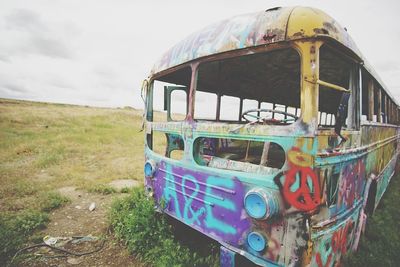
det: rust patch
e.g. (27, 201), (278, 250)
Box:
(292, 29), (305, 38)
(263, 33), (277, 42)
(310, 45), (316, 54)
(313, 28), (329, 35)
(262, 29), (285, 43)
(322, 22), (338, 33)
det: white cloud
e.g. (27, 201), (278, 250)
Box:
(0, 0), (399, 108)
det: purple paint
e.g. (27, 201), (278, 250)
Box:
(153, 161), (251, 245)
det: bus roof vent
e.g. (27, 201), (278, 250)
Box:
(265, 7), (281, 12)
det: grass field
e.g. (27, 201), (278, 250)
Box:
(0, 98), (144, 262)
(1, 98), (399, 266)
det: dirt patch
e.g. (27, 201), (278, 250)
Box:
(108, 179), (140, 191)
(16, 187), (142, 267)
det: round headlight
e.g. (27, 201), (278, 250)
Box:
(144, 160), (156, 178)
(244, 188), (279, 219)
(247, 231), (266, 252)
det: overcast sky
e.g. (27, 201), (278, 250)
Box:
(1, 0), (399, 109)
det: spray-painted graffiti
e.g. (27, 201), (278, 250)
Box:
(156, 162), (251, 244)
(151, 9), (291, 74)
(315, 237), (332, 267)
(313, 217), (356, 267)
(318, 158), (367, 218)
(283, 166), (320, 211)
(375, 157), (396, 206)
(144, 6), (400, 266)
(275, 147), (321, 212)
(337, 160), (365, 210)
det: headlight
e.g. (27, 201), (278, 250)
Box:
(244, 188), (279, 219)
(144, 160), (157, 178)
(247, 231), (266, 252)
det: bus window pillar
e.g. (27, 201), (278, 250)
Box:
(188, 62), (199, 121)
(295, 41), (322, 126)
(347, 65), (361, 129)
(377, 89), (382, 123)
(385, 95), (389, 123)
(367, 80), (374, 121)
(216, 94), (221, 121)
(238, 98), (243, 122)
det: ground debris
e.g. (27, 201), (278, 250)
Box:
(89, 202), (96, 211)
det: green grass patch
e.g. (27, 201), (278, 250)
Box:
(109, 187), (219, 267)
(13, 180), (38, 197)
(39, 191), (70, 212)
(35, 149), (65, 168)
(88, 184), (117, 195)
(0, 210), (49, 263)
(120, 187), (132, 194)
(344, 174), (400, 266)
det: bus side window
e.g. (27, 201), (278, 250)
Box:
(242, 99), (259, 112)
(152, 81), (167, 122)
(361, 70), (390, 124)
(318, 45), (359, 130)
(168, 88), (188, 121)
(194, 91), (217, 120)
(220, 96), (240, 121)
(150, 66), (191, 122)
(150, 131), (185, 161)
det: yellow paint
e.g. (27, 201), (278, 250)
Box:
(293, 41), (322, 124)
(288, 7), (330, 37)
(316, 80), (350, 93)
(286, 7), (354, 50)
(288, 149), (313, 167)
(301, 239), (314, 267)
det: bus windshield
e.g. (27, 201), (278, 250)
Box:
(149, 47), (301, 126)
(195, 48), (301, 124)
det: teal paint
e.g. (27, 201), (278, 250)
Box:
(163, 164), (182, 218)
(204, 176), (237, 235)
(182, 174), (206, 225)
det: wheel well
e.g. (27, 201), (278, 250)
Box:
(365, 181), (377, 215)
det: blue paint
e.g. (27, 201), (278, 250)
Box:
(245, 188), (280, 219)
(220, 246), (236, 267)
(247, 232), (266, 252)
(204, 176), (237, 234)
(163, 165), (182, 218)
(244, 192), (267, 219)
(182, 174), (206, 225)
(162, 165), (239, 235)
(144, 161), (154, 177)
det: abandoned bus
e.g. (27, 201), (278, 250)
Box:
(142, 6), (400, 267)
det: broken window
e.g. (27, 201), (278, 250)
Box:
(146, 66), (190, 160)
(193, 137), (285, 174)
(149, 66), (191, 122)
(148, 131), (185, 161)
(319, 45), (358, 129)
(219, 96), (240, 121)
(195, 48), (301, 125)
(361, 69), (387, 124)
(194, 91), (217, 120)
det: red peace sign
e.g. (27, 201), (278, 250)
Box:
(282, 165), (321, 211)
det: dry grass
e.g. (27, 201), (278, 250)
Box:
(0, 98), (145, 212)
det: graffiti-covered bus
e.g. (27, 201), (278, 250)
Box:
(141, 6), (400, 267)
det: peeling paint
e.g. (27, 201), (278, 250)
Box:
(143, 6), (400, 267)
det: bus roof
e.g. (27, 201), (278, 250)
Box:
(150, 6), (397, 104)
